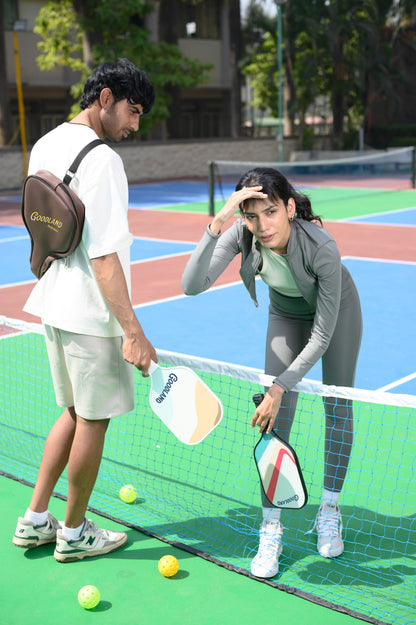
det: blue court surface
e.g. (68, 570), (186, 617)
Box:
(128, 181), (211, 208)
(0, 181), (212, 208)
(1, 218), (415, 396)
(0, 225), (195, 284)
(133, 256), (416, 396)
(343, 206), (416, 226)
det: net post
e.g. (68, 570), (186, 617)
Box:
(208, 161), (215, 217)
(412, 147), (416, 189)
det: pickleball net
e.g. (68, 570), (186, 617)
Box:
(1, 315), (415, 625)
(208, 146), (416, 216)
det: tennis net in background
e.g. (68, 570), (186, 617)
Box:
(208, 146), (416, 216)
(1, 315), (415, 625)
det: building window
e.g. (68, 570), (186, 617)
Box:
(3, 0), (18, 30)
(178, 1), (221, 39)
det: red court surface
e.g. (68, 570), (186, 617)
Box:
(1, 202), (416, 324)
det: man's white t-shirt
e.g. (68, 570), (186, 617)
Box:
(23, 122), (133, 337)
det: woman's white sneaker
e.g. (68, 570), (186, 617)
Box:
(250, 520), (284, 578)
(308, 502), (344, 558)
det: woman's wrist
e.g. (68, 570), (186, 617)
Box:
(209, 217), (224, 235)
(269, 381), (285, 397)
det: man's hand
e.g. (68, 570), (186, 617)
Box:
(123, 333), (157, 376)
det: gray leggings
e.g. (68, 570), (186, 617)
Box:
(263, 280), (362, 505)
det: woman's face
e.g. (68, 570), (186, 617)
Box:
(241, 196), (295, 254)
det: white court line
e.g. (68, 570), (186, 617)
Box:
(341, 255), (416, 266)
(131, 250), (194, 265)
(0, 278), (36, 289)
(134, 235), (198, 245)
(340, 205), (416, 223)
(133, 279), (242, 309)
(0, 235), (29, 243)
(377, 372), (416, 392)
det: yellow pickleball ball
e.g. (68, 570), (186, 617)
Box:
(119, 484), (137, 504)
(158, 555), (179, 577)
(78, 585), (100, 609)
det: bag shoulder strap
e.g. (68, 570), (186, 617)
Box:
(63, 139), (104, 186)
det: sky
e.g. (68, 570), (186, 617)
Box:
(240, 0), (278, 18)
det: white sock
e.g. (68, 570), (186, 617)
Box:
(262, 507), (282, 523)
(62, 521), (84, 540)
(322, 489), (340, 506)
(24, 508), (49, 525)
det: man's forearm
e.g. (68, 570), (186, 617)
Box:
(91, 253), (144, 338)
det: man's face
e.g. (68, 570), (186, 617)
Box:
(101, 96), (144, 142)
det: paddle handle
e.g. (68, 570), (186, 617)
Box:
(252, 393), (264, 408)
(147, 360), (159, 376)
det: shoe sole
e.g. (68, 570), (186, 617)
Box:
(250, 567), (280, 579)
(318, 547), (344, 558)
(12, 536), (57, 548)
(54, 534), (128, 563)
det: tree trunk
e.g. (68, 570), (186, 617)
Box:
(330, 33), (345, 150)
(283, 8), (296, 136)
(72, 0), (102, 69)
(228, 0), (242, 138)
(158, 0), (181, 139)
(331, 79), (345, 148)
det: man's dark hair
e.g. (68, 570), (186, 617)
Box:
(80, 58), (155, 114)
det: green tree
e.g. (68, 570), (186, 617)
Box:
(241, 0), (328, 144)
(241, 0), (415, 150)
(284, 0), (330, 143)
(34, 0), (213, 137)
(240, 1), (277, 134)
(242, 31), (278, 116)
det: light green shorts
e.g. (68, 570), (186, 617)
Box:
(44, 325), (134, 420)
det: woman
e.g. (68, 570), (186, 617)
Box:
(181, 168), (362, 578)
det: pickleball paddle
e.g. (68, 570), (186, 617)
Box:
(148, 361), (223, 445)
(252, 393), (308, 509)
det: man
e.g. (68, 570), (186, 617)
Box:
(12, 58), (157, 562)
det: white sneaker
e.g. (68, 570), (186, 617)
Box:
(250, 520), (284, 578)
(54, 519), (127, 562)
(308, 502), (344, 558)
(13, 512), (61, 548)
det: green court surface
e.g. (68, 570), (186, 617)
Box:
(1, 330), (414, 625)
(154, 188), (416, 221)
(306, 188), (416, 220)
(1, 178), (415, 625)
(1, 477), (361, 625)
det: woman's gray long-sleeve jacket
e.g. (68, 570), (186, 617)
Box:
(181, 218), (354, 391)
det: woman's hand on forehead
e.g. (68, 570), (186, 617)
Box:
(210, 186), (268, 234)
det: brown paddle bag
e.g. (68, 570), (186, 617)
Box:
(21, 139), (103, 279)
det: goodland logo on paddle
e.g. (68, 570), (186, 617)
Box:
(275, 494), (299, 506)
(155, 373), (178, 404)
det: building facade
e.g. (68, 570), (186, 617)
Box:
(2, 0), (242, 146)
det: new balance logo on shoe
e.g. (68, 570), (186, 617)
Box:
(54, 519), (127, 562)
